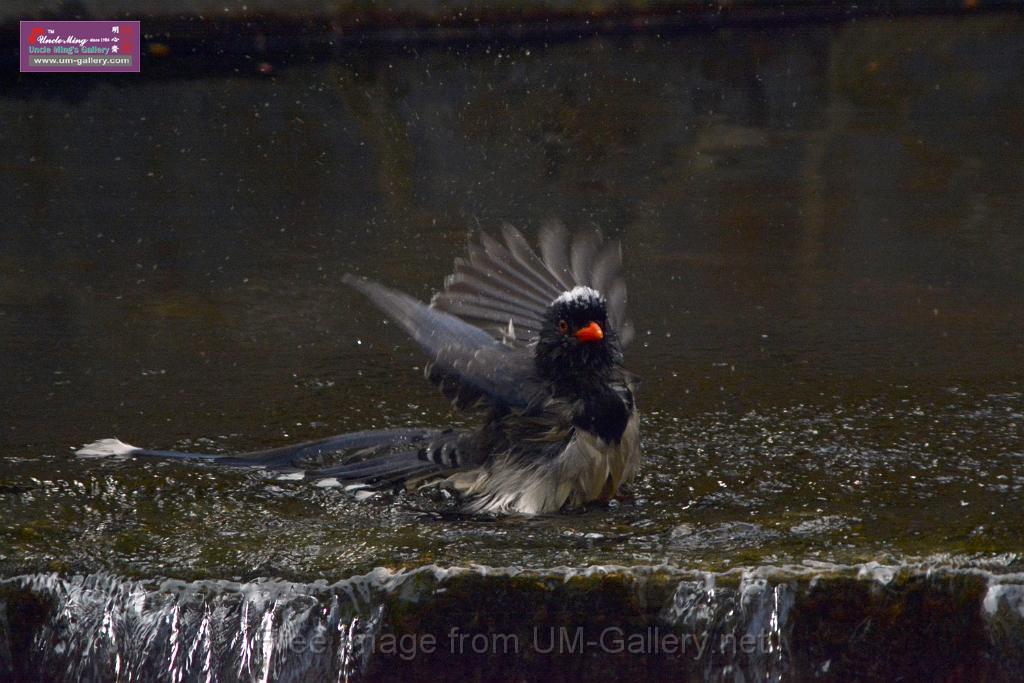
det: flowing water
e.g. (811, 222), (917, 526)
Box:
(1, 12), (1023, 681)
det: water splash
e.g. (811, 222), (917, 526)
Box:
(3, 563), (1024, 681)
(4, 573), (385, 682)
(660, 570), (794, 681)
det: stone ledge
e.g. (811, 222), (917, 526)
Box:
(2, 563), (1022, 680)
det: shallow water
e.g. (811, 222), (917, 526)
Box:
(2, 12), (1023, 680)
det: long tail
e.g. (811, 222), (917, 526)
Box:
(75, 429), (439, 472)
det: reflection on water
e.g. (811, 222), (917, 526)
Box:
(1, 11), (1023, 679)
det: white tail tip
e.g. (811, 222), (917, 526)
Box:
(76, 438), (139, 458)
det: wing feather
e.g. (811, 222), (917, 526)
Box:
(591, 242), (622, 297)
(347, 224), (633, 412)
(500, 224), (572, 293)
(538, 220), (575, 289)
(570, 228), (600, 286)
(344, 276), (539, 410)
(429, 296), (545, 339)
(432, 221), (633, 348)
(445, 260), (550, 311)
(478, 233), (562, 304)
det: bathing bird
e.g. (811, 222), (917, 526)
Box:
(77, 223), (640, 514)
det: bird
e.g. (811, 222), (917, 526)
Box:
(76, 223), (640, 515)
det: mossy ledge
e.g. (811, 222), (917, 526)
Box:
(2, 562), (1023, 681)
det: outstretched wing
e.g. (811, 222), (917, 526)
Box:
(430, 221), (634, 347)
(344, 275), (541, 411)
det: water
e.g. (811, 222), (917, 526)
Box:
(2, 12), (1023, 680)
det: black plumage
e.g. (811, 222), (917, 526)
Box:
(77, 223), (641, 515)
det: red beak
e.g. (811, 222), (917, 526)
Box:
(574, 321), (604, 343)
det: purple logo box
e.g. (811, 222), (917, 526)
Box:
(20, 20), (140, 73)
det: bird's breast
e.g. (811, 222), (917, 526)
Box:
(572, 383), (634, 444)
(565, 410), (641, 507)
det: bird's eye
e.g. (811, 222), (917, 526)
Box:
(557, 320), (569, 334)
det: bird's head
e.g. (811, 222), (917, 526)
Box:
(535, 286), (622, 382)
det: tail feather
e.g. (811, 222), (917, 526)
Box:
(76, 438), (140, 458)
(312, 451), (442, 484)
(75, 429), (439, 470)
